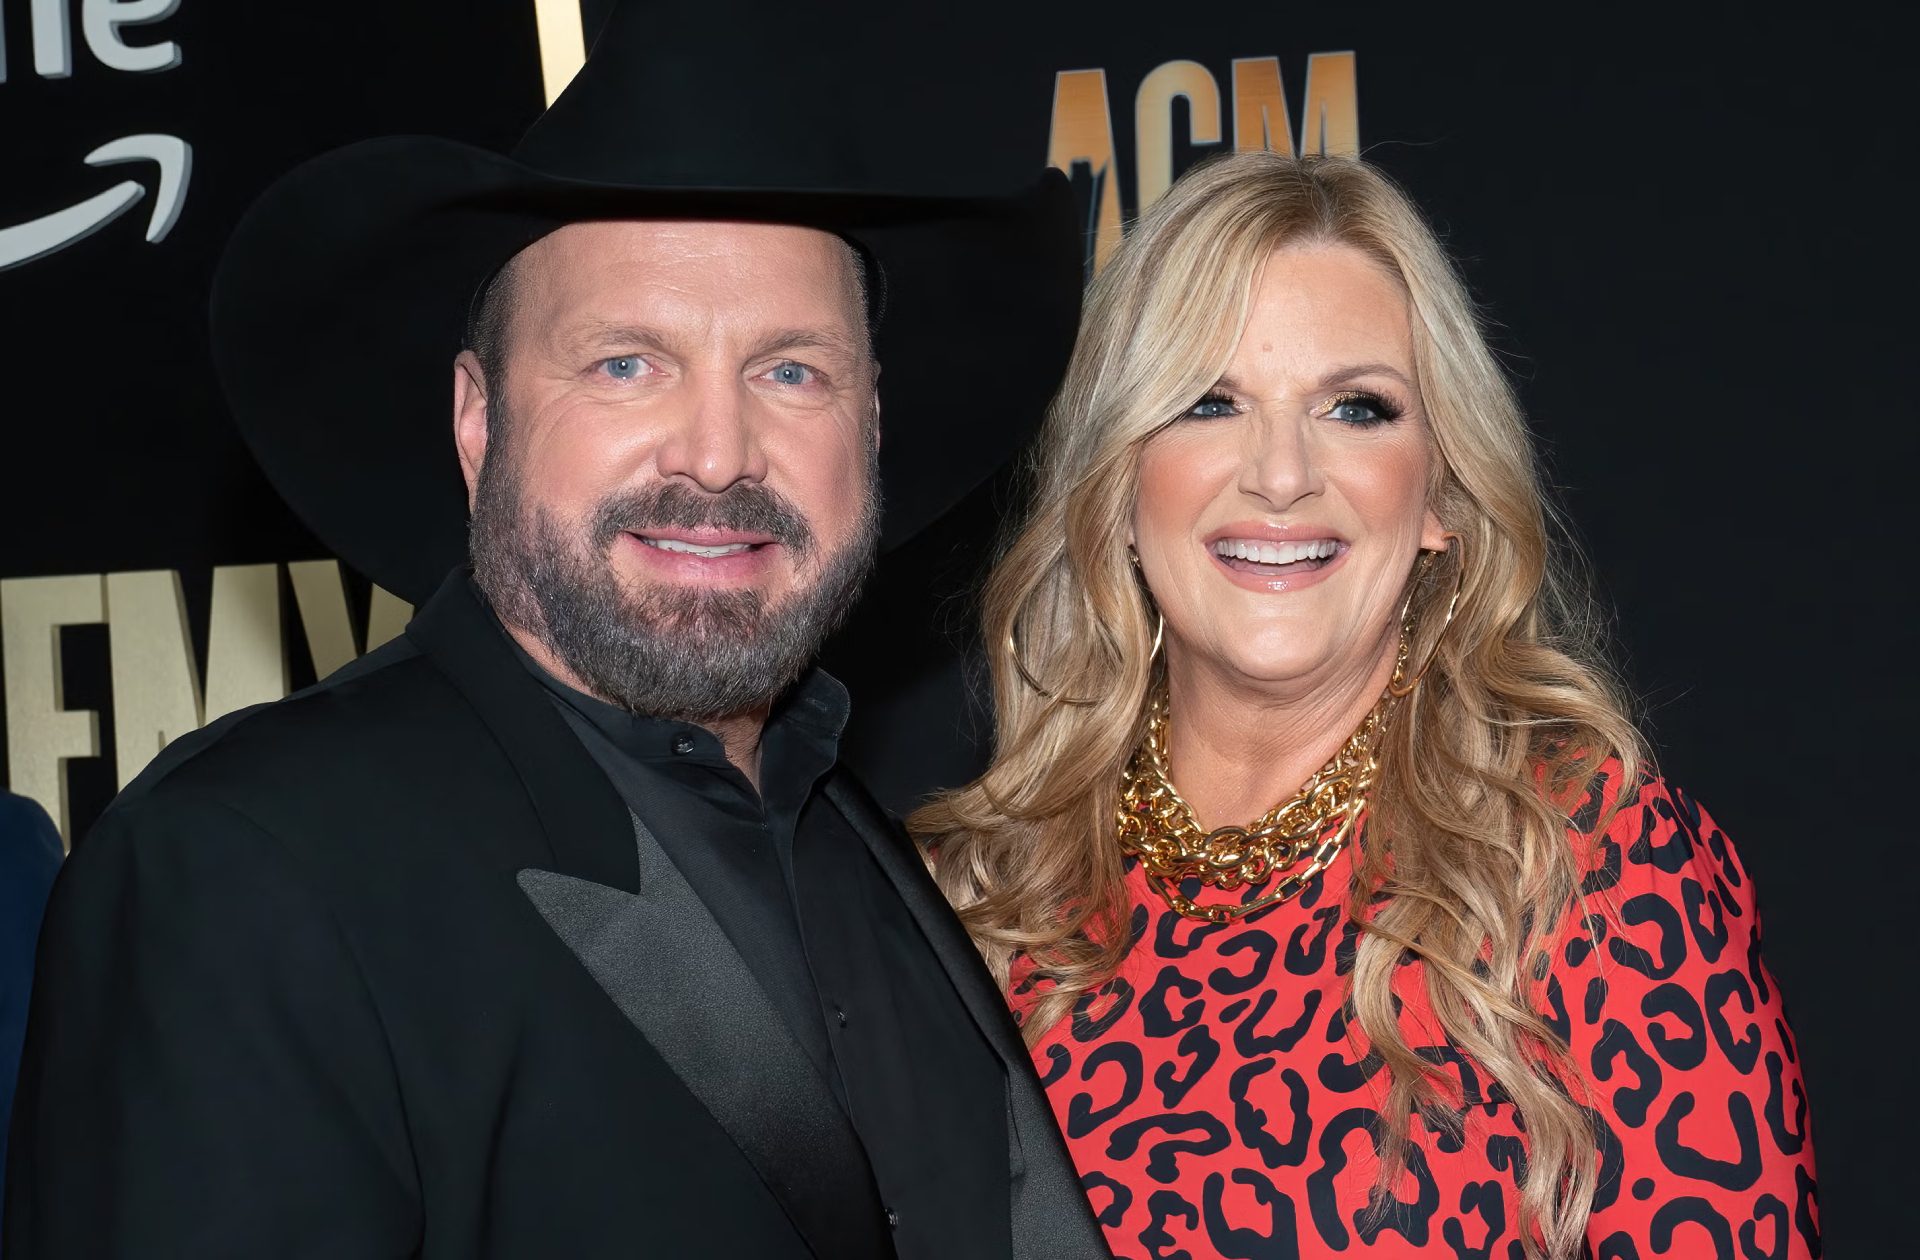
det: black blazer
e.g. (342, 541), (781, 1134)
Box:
(6, 574), (1105, 1259)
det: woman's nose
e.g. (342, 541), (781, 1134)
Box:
(1237, 411), (1322, 510)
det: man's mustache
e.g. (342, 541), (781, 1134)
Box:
(589, 481), (815, 557)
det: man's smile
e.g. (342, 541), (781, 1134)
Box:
(618, 528), (782, 583)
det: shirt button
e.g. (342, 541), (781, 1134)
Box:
(670, 734), (695, 755)
(885, 1207), (899, 1229)
(834, 1006), (848, 1027)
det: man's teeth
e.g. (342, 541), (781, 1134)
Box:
(641, 537), (754, 558)
(1212, 538), (1340, 566)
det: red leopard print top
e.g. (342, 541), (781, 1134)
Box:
(1010, 764), (1819, 1258)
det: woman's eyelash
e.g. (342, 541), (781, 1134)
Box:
(1316, 389), (1404, 424)
(1183, 388), (1407, 423)
(1185, 391), (1239, 418)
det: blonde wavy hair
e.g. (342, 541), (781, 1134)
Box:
(911, 151), (1645, 1259)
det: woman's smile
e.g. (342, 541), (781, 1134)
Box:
(1204, 523), (1349, 590)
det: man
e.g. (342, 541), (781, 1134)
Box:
(6, 6), (1102, 1257)
(0, 789), (60, 1239)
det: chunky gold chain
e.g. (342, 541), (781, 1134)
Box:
(1115, 637), (1407, 924)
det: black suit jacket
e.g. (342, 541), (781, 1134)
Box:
(6, 575), (1105, 1259)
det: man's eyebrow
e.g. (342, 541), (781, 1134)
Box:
(747, 327), (862, 362)
(562, 322), (681, 356)
(555, 323), (862, 363)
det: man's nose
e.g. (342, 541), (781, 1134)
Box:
(652, 375), (768, 493)
(1237, 409), (1324, 511)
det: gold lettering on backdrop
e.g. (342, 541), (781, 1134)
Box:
(1299, 51), (1358, 158)
(1135, 60), (1222, 212)
(1050, 52), (1360, 273)
(289, 559), (360, 677)
(1046, 68), (1124, 275)
(105, 570), (201, 789)
(365, 583), (411, 652)
(1, 574), (104, 844)
(1, 562), (415, 843)
(1231, 57), (1293, 155)
(532, 0), (587, 106)
(202, 563), (285, 723)
(289, 559), (413, 674)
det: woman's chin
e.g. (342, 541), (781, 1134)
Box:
(1184, 646), (1340, 694)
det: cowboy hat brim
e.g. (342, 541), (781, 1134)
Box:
(210, 135), (1081, 605)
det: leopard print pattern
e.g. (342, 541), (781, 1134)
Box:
(1011, 765), (1819, 1259)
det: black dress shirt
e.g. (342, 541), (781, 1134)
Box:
(516, 642), (1010, 1260)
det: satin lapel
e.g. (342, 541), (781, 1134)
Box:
(821, 775), (1108, 1258)
(519, 811), (890, 1260)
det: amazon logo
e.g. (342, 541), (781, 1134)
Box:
(0, 134), (189, 270)
(1, 0), (189, 271)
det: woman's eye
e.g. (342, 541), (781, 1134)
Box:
(1327, 399), (1382, 424)
(602, 356), (646, 381)
(766, 361), (816, 387)
(1318, 391), (1401, 426)
(1186, 393), (1237, 419)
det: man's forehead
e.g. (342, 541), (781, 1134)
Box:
(525, 219), (854, 284)
(517, 219), (865, 334)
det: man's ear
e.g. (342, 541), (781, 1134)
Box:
(452, 350), (490, 508)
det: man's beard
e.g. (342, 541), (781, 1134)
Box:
(469, 431), (880, 722)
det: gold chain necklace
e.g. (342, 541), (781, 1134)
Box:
(1116, 638), (1407, 924)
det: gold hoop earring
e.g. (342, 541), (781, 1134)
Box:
(1129, 545), (1165, 663)
(1009, 605), (1162, 704)
(1007, 627), (1097, 706)
(1387, 542), (1465, 699)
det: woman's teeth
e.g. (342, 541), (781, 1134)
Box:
(641, 537), (754, 557)
(1212, 538), (1339, 566)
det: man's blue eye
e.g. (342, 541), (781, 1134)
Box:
(603, 356), (643, 380)
(768, 362), (814, 386)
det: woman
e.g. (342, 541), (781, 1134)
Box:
(914, 152), (1817, 1259)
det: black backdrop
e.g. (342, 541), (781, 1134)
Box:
(0, 1), (1907, 1249)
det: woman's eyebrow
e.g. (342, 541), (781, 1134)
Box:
(1211, 364), (1414, 396)
(1319, 362), (1414, 389)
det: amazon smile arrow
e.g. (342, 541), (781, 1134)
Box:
(0, 134), (192, 271)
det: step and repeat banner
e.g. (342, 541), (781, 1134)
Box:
(0, 0), (1903, 1248)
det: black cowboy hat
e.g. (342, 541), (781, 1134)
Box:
(210, 2), (1082, 605)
